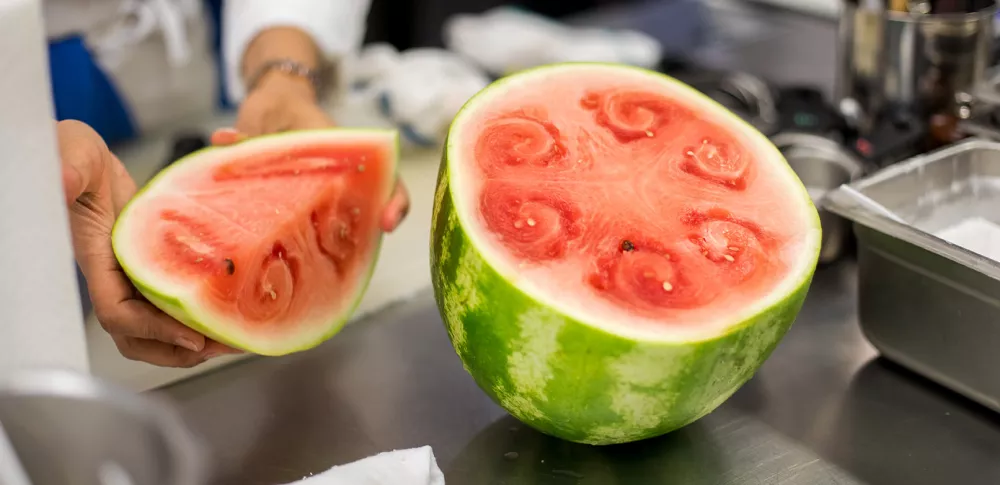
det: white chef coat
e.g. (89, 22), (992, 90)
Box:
(43, 0), (371, 140)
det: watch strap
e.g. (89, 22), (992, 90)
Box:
(245, 58), (331, 99)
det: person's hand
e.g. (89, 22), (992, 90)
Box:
(59, 120), (239, 367)
(219, 73), (410, 232)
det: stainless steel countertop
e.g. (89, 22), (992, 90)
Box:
(156, 3), (1000, 484)
(159, 262), (1000, 484)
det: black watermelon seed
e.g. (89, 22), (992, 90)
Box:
(224, 259), (235, 275)
(621, 240), (635, 252)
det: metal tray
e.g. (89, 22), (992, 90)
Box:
(824, 138), (1000, 413)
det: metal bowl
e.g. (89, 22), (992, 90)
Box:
(0, 370), (206, 485)
(771, 132), (867, 264)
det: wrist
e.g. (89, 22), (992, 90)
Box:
(240, 27), (328, 102)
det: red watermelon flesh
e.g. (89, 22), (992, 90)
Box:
(451, 70), (813, 339)
(112, 130), (398, 356)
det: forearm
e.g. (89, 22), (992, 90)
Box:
(240, 27), (321, 101)
(222, 0), (374, 104)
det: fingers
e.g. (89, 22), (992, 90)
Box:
(204, 339), (244, 356)
(381, 180), (411, 232)
(210, 128), (246, 146)
(82, 246), (207, 353)
(93, 281), (207, 352)
(108, 153), (137, 216)
(112, 334), (245, 368)
(113, 335), (206, 368)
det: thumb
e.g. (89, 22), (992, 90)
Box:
(57, 120), (113, 204)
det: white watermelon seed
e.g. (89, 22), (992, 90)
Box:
(729, 246), (740, 251)
(268, 289), (277, 300)
(195, 257), (203, 263)
(351, 208), (360, 215)
(339, 225), (348, 238)
(527, 218), (536, 227)
(686, 151), (694, 156)
(724, 254), (735, 262)
(643, 271), (654, 278)
(662, 281), (673, 291)
(514, 220), (524, 229)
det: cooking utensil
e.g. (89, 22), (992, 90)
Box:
(836, 0), (997, 137)
(823, 138), (1000, 413)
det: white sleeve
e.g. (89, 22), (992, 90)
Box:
(222, 0), (373, 103)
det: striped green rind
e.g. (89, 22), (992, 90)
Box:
(431, 158), (812, 445)
(430, 63), (819, 445)
(112, 129), (398, 356)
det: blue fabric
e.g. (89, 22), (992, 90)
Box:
(48, 35), (137, 145)
(204, 0), (234, 110)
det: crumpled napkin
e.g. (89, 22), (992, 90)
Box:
(339, 43), (490, 148)
(443, 6), (662, 75)
(281, 446), (445, 485)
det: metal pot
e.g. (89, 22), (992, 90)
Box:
(835, 0), (997, 135)
(0, 370), (206, 485)
(772, 132), (867, 264)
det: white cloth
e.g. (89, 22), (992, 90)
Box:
(281, 446), (446, 485)
(41, 0), (371, 133)
(339, 43), (489, 148)
(443, 6), (662, 75)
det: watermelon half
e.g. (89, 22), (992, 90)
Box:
(430, 63), (821, 445)
(113, 129), (398, 356)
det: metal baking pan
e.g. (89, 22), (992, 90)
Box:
(823, 138), (1000, 413)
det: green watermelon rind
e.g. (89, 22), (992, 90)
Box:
(430, 62), (821, 445)
(111, 128), (399, 357)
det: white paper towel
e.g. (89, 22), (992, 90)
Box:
(282, 446), (445, 485)
(0, 0), (89, 373)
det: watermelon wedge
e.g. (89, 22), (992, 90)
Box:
(113, 129), (398, 356)
(431, 63), (821, 445)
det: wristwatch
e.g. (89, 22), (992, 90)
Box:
(245, 58), (333, 100)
